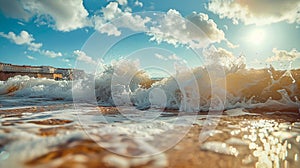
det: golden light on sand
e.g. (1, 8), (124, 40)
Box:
(247, 28), (266, 45)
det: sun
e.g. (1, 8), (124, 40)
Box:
(247, 29), (266, 45)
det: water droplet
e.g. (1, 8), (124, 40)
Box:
(0, 150), (9, 161)
(288, 143), (292, 149)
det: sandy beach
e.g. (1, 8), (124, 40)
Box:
(1, 105), (299, 168)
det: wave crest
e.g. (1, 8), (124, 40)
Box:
(1, 61), (299, 111)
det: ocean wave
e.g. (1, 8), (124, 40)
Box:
(91, 59), (300, 111)
(1, 61), (299, 111)
(0, 75), (73, 100)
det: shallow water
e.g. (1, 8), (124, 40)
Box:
(0, 100), (299, 168)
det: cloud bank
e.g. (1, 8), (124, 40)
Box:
(148, 9), (233, 48)
(93, 2), (150, 36)
(0, 0), (150, 35)
(0, 0), (90, 31)
(207, 0), (300, 25)
(266, 48), (300, 62)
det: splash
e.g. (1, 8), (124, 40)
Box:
(1, 60), (299, 111)
(0, 75), (72, 100)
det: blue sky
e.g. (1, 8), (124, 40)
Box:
(0, 0), (300, 73)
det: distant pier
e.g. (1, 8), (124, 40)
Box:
(0, 62), (84, 81)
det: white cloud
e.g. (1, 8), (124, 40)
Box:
(96, 22), (121, 36)
(0, 30), (64, 58)
(0, 0), (31, 20)
(154, 53), (182, 61)
(27, 55), (36, 60)
(0, 0), (90, 32)
(226, 40), (239, 49)
(74, 50), (97, 65)
(102, 2), (122, 20)
(266, 48), (300, 62)
(28, 42), (43, 51)
(0, 30), (33, 45)
(117, 0), (127, 6)
(207, 0), (300, 25)
(203, 46), (246, 71)
(203, 46), (241, 66)
(114, 13), (151, 32)
(134, 0), (143, 7)
(187, 12), (225, 43)
(92, 2), (150, 36)
(0, 30), (42, 51)
(62, 58), (70, 62)
(124, 7), (132, 13)
(148, 10), (189, 47)
(26, 0), (90, 31)
(203, 46), (234, 64)
(0, 0), (149, 35)
(154, 53), (168, 61)
(41, 50), (62, 58)
(92, 2), (122, 36)
(148, 10), (228, 48)
(168, 54), (181, 61)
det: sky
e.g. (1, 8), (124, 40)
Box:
(0, 0), (300, 74)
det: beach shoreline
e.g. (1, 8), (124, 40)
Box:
(1, 105), (299, 168)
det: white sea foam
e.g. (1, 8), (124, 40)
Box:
(0, 75), (73, 100)
(1, 58), (299, 111)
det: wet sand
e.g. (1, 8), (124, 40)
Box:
(0, 106), (300, 168)
(166, 112), (300, 168)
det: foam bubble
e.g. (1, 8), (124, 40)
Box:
(1, 59), (300, 111)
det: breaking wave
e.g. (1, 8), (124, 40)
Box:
(0, 75), (73, 100)
(0, 59), (299, 112)
(91, 58), (300, 112)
